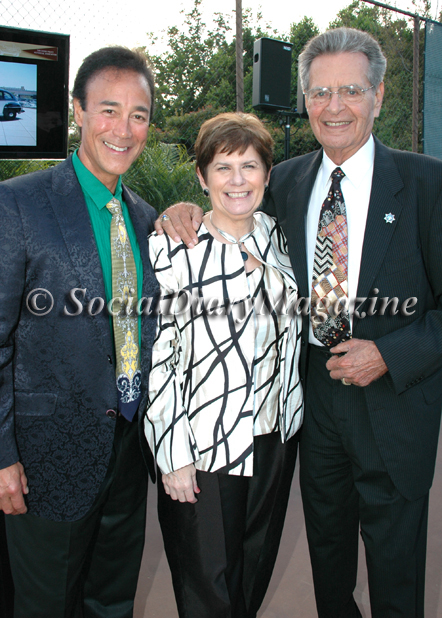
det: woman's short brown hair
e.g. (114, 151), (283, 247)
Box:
(195, 112), (273, 181)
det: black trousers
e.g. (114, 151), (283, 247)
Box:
(158, 432), (298, 618)
(0, 511), (14, 618)
(5, 414), (148, 618)
(300, 345), (428, 618)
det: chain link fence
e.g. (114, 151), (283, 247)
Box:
(0, 0), (436, 201)
(423, 19), (442, 158)
(0, 0), (155, 179)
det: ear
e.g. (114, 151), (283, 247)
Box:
(373, 82), (384, 119)
(73, 98), (84, 127)
(196, 167), (207, 190)
(304, 93), (310, 116)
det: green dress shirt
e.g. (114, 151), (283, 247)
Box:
(72, 150), (143, 342)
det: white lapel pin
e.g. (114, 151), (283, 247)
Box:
(384, 213), (395, 224)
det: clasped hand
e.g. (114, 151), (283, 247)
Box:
(162, 463), (201, 503)
(327, 338), (388, 387)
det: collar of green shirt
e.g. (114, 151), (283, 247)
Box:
(72, 149), (124, 208)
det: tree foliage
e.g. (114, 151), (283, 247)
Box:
(122, 133), (205, 212)
(58, 0), (442, 198)
(4, 1), (442, 194)
(143, 1), (323, 162)
(143, 1), (284, 152)
(330, 1), (426, 152)
(142, 0), (436, 164)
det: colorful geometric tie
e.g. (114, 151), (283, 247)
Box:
(106, 198), (141, 421)
(311, 167), (352, 347)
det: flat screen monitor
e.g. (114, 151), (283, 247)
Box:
(0, 25), (69, 159)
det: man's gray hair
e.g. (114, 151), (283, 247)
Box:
(298, 27), (387, 92)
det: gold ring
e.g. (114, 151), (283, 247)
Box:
(161, 214), (170, 221)
(341, 378), (351, 386)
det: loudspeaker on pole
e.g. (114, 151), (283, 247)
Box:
(252, 38), (293, 111)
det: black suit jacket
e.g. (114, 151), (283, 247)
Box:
(264, 136), (442, 501)
(0, 156), (159, 521)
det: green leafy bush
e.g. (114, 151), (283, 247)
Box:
(0, 159), (55, 182)
(122, 134), (207, 213)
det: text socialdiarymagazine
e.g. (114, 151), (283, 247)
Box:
(25, 287), (419, 322)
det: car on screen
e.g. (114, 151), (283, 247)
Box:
(0, 89), (25, 120)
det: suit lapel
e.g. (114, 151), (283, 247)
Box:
(356, 138), (405, 299)
(285, 149), (322, 298)
(49, 157), (107, 305)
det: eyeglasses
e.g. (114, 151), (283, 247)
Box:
(304, 85), (375, 106)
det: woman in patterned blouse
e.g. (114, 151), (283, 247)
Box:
(145, 112), (303, 618)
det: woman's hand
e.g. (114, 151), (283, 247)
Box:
(162, 463), (201, 503)
(154, 203), (204, 248)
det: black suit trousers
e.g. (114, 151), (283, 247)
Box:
(5, 414), (148, 618)
(0, 512), (13, 617)
(299, 345), (428, 618)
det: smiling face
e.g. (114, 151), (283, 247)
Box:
(73, 68), (151, 192)
(306, 52), (384, 165)
(197, 145), (270, 231)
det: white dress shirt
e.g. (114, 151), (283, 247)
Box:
(306, 135), (375, 344)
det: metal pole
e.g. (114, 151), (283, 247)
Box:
(235, 0), (244, 112)
(284, 115), (290, 161)
(362, 0), (421, 19)
(362, 0), (439, 24)
(412, 15), (420, 153)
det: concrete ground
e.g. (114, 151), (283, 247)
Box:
(0, 107), (36, 146)
(134, 432), (442, 618)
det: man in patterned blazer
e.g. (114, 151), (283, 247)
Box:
(157, 27), (442, 618)
(0, 46), (159, 617)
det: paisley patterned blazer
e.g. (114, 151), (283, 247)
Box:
(145, 213), (303, 477)
(0, 156), (159, 521)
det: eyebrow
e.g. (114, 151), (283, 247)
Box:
(310, 83), (364, 90)
(99, 100), (150, 113)
(214, 159), (260, 165)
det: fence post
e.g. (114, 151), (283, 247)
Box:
(412, 15), (420, 152)
(236, 0), (244, 112)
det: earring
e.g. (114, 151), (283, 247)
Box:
(203, 188), (210, 197)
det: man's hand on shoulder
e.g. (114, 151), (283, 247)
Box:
(154, 202), (204, 248)
(0, 462), (28, 515)
(326, 338), (388, 387)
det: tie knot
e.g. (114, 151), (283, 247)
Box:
(106, 197), (122, 217)
(331, 167), (345, 182)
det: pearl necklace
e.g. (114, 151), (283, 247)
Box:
(210, 213), (256, 261)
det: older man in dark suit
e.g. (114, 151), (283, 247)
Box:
(158, 27), (442, 618)
(0, 46), (159, 617)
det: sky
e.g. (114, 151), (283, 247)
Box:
(0, 61), (36, 91)
(1, 0), (440, 85)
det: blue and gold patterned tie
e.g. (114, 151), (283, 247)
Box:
(106, 197), (141, 421)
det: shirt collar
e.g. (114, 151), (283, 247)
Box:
(319, 135), (375, 190)
(72, 149), (124, 210)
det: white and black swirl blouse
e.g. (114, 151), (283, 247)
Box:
(145, 212), (303, 477)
